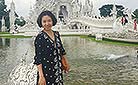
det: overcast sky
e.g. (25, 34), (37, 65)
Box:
(5, 0), (138, 18)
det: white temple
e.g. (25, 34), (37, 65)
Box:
(12, 0), (137, 36)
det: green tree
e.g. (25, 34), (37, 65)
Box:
(0, 20), (2, 30)
(0, 0), (6, 15)
(0, 0), (7, 31)
(99, 4), (125, 17)
(4, 10), (10, 32)
(132, 9), (138, 23)
(14, 17), (26, 27)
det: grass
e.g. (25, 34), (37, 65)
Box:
(0, 32), (10, 34)
(0, 32), (32, 38)
(79, 35), (138, 47)
(61, 34), (138, 46)
(61, 34), (85, 36)
(0, 35), (32, 38)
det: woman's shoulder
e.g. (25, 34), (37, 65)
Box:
(35, 31), (45, 41)
(53, 31), (60, 37)
(36, 31), (44, 37)
(53, 30), (59, 34)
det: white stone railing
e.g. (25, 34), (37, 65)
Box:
(8, 62), (37, 85)
(8, 48), (38, 85)
(70, 16), (114, 28)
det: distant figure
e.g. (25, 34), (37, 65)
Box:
(121, 15), (128, 25)
(121, 17), (125, 25)
(135, 47), (138, 59)
(134, 19), (137, 31)
(137, 50), (138, 58)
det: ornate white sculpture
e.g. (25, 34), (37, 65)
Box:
(71, 0), (81, 17)
(82, 0), (93, 16)
(1, 16), (6, 32)
(111, 3), (117, 20)
(9, 0), (16, 33)
(29, 0), (94, 25)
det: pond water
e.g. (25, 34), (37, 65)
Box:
(0, 37), (138, 85)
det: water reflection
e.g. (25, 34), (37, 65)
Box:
(0, 38), (10, 47)
(62, 37), (136, 59)
(0, 37), (137, 85)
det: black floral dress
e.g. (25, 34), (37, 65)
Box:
(34, 30), (66, 85)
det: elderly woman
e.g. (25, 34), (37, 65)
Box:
(34, 10), (70, 85)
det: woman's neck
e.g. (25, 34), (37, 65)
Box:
(43, 28), (55, 41)
(43, 29), (53, 33)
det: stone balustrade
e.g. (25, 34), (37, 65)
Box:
(8, 62), (37, 85)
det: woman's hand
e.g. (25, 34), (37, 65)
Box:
(37, 64), (46, 85)
(62, 55), (70, 73)
(38, 76), (46, 85)
(64, 62), (70, 73)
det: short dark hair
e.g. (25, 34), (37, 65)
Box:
(37, 10), (57, 27)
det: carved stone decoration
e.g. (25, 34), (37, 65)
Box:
(29, 0), (94, 25)
(8, 62), (37, 85)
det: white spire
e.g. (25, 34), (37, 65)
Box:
(10, 0), (15, 10)
(113, 3), (116, 12)
(11, 0), (15, 4)
(10, 0), (16, 33)
(111, 3), (117, 19)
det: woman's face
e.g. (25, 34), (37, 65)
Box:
(41, 15), (53, 30)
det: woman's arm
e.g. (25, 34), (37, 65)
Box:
(37, 64), (46, 85)
(34, 34), (46, 85)
(35, 54), (46, 85)
(37, 64), (44, 77)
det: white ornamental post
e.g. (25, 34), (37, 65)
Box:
(10, 0), (16, 33)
